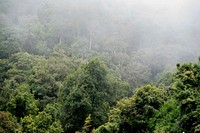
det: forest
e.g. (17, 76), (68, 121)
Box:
(0, 0), (200, 133)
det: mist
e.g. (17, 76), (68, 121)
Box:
(1, 0), (200, 82)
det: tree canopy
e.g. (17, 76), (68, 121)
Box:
(0, 0), (200, 132)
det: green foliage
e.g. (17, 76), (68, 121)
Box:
(20, 111), (63, 133)
(61, 85), (93, 132)
(1, 4), (200, 131)
(0, 59), (11, 90)
(15, 15), (53, 55)
(0, 111), (20, 133)
(96, 85), (165, 133)
(95, 122), (119, 133)
(120, 53), (152, 88)
(6, 84), (39, 119)
(81, 114), (93, 133)
(153, 98), (180, 132)
(0, 52), (76, 110)
(0, 28), (20, 59)
(60, 57), (131, 132)
(60, 57), (109, 132)
(155, 71), (174, 88)
(108, 76), (131, 105)
(94, 108), (121, 133)
(43, 103), (61, 120)
(172, 62), (200, 132)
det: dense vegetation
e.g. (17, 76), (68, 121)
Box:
(1, 0), (200, 133)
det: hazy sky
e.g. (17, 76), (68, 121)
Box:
(113, 0), (200, 62)
(114, 0), (195, 22)
(2, 0), (199, 64)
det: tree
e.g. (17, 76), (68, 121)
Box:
(5, 52), (76, 110)
(0, 28), (19, 59)
(15, 15), (52, 55)
(20, 111), (63, 133)
(0, 59), (11, 91)
(43, 103), (61, 120)
(153, 98), (180, 132)
(60, 57), (130, 132)
(60, 57), (110, 132)
(155, 71), (174, 89)
(95, 85), (165, 133)
(121, 54), (152, 88)
(0, 111), (20, 133)
(172, 62), (200, 132)
(6, 84), (39, 119)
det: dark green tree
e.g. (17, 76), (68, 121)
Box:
(153, 98), (180, 132)
(60, 57), (130, 132)
(95, 85), (165, 133)
(6, 84), (39, 119)
(0, 59), (11, 92)
(172, 62), (200, 132)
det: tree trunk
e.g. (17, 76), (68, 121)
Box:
(77, 24), (80, 39)
(59, 36), (62, 44)
(89, 30), (92, 50)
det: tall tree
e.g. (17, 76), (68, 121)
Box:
(0, 28), (19, 59)
(172, 62), (200, 132)
(60, 57), (130, 132)
(95, 85), (165, 133)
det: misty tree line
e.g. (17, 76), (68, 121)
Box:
(0, 0), (200, 133)
(1, 0), (199, 84)
(1, 53), (200, 133)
